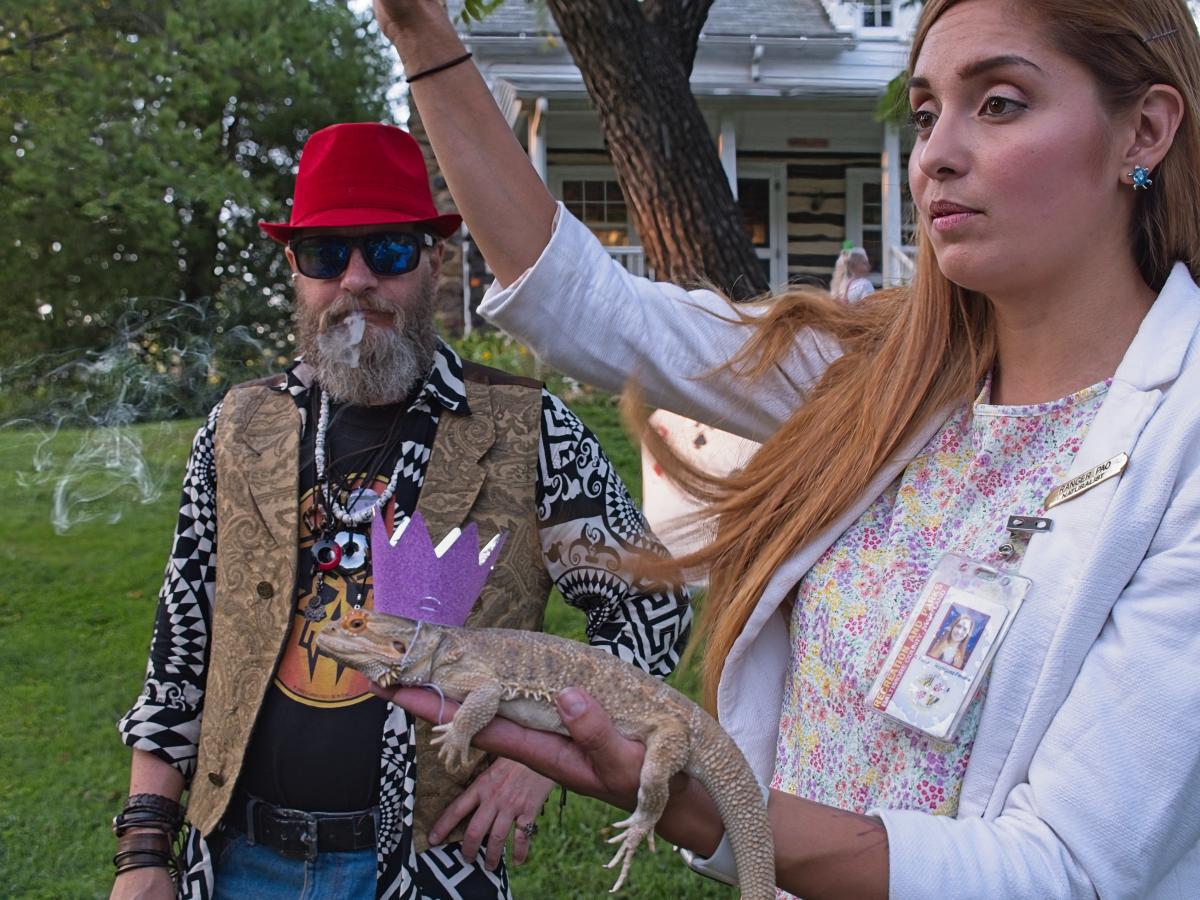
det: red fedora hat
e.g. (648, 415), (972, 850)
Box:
(259, 122), (462, 243)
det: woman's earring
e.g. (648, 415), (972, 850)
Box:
(1128, 165), (1154, 191)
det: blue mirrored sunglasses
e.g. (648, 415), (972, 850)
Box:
(290, 231), (436, 279)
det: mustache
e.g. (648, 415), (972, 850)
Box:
(316, 293), (403, 334)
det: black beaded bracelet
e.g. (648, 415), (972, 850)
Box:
(127, 793), (185, 819)
(405, 51), (473, 84)
(113, 793), (185, 837)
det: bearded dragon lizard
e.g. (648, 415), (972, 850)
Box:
(317, 608), (774, 898)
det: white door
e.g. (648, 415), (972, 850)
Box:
(845, 168), (886, 285)
(737, 163), (787, 290)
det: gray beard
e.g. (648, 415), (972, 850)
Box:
(294, 279), (437, 407)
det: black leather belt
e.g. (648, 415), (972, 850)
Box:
(227, 790), (377, 862)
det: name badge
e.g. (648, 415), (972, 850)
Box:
(866, 553), (1031, 742)
(1044, 452), (1128, 510)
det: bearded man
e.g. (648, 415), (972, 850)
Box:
(110, 123), (691, 900)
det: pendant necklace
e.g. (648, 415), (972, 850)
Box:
(305, 390), (407, 621)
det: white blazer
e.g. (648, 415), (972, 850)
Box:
(480, 206), (1200, 899)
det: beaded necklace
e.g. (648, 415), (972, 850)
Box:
(314, 390), (407, 526)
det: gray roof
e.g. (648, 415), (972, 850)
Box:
(452, 0), (837, 38)
(704, 0), (835, 36)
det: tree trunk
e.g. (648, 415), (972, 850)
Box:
(545, 0), (769, 300)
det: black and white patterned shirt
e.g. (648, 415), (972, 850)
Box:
(117, 340), (691, 900)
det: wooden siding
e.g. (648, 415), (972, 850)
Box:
(741, 150), (883, 285)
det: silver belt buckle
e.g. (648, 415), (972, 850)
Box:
(276, 806), (320, 862)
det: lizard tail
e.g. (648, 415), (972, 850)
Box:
(685, 707), (776, 900)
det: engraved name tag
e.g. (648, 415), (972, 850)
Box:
(1044, 452), (1129, 510)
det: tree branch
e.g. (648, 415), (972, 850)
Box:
(0, 7), (165, 58)
(641, 0), (715, 75)
(0, 24), (88, 57)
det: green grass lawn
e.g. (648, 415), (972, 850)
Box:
(0, 399), (729, 899)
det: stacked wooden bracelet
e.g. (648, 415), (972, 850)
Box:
(112, 793), (185, 878)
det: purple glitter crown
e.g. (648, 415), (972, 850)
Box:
(371, 511), (506, 626)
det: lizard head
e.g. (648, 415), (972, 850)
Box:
(315, 609), (443, 688)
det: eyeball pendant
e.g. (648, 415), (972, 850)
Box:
(334, 530), (369, 572)
(312, 538), (343, 572)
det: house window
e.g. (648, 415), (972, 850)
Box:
(560, 178), (633, 247)
(861, 0), (894, 28)
(737, 178), (772, 249)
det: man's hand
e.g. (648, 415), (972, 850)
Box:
(380, 685), (652, 810)
(109, 865), (175, 900)
(431, 758), (554, 870)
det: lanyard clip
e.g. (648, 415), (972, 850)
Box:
(1007, 515), (1053, 535)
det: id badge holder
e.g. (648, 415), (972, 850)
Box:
(866, 553), (1031, 742)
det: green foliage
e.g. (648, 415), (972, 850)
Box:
(0, 0), (394, 376)
(0, 400), (726, 898)
(452, 330), (544, 379)
(448, 329), (605, 405)
(875, 69), (912, 127)
(458, 0), (509, 25)
(875, 0), (923, 125)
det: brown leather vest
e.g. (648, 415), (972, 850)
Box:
(188, 363), (551, 854)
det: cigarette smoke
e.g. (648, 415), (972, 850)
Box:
(316, 310), (367, 368)
(1, 296), (283, 533)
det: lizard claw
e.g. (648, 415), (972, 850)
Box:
(437, 743), (472, 774)
(608, 814), (657, 853)
(429, 723), (475, 773)
(602, 810), (657, 893)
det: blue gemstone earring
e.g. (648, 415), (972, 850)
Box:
(1128, 165), (1154, 191)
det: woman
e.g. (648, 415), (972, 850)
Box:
(374, 0), (1200, 896)
(831, 246), (876, 303)
(927, 612), (974, 669)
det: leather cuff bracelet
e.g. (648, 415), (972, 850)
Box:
(113, 831), (176, 876)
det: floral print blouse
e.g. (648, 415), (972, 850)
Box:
(773, 378), (1111, 832)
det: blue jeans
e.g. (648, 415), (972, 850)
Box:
(211, 830), (376, 899)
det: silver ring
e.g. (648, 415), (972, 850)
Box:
(519, 822), (538, 839)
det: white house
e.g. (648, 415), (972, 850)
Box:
(448, 0), (919, 319)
